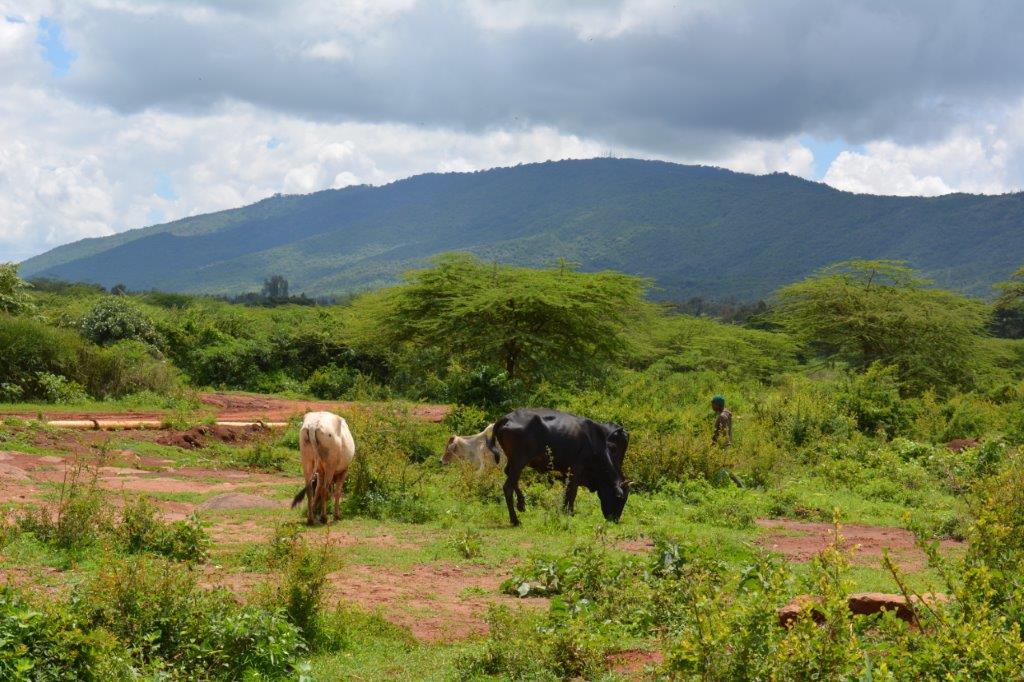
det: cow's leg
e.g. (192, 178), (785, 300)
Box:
(299, 431), (317, 525)
(503, 461), (527, 526)
(514, 485), (526, 512)
(332, 468), (349, 520)
(563, 473), (579, 514)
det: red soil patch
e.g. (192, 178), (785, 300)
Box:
(619, 537), (656, 554)
(100, 476), (238, 495)
(157, 423), (269, 449)
(326, 563), (543, 642)
(607, 649), (664, 676)
(0, 391), (450, 425)
(756, 519), (963, 571)
(199, 392), (449, 423)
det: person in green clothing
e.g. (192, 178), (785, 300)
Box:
(711, 395), (732, 447)
(710, 395), (741, 486)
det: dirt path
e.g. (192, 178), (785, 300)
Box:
(0, 391), (450, 424)
(755, 519), (964, 571)
(325, 562), (542, 642)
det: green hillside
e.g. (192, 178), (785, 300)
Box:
(20, 158), (1024, 299)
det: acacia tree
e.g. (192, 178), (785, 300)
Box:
(358, 253), (649, 388)
(772, 260), (987, 394)
(991, 266), (1024, 339)
(0, 263), (34, 315)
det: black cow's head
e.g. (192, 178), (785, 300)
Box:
(597, 425), (630, 521)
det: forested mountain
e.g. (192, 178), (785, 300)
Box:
(20, 158), (1024, 300)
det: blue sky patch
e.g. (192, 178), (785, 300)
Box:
(267, 136), (282, 150)
(38, 17), (76, 76)
(800, 136), (865, 179)
(154, 172), (178, 200)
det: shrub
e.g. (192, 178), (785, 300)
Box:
(117, 497), (210, 564)
(35, 372), (88, 404)
(16, 460), (108, 554)
(188, 338), (275, 389)
(74, 556), (305, 678)
(0, 263), (34, 316)
(80, 297), (159, 347)
(79, 340), (180, 398)
(0, 316), (83, 400)
(0, 586), (133, 681)
(836, 363), (915, 437)
(441, 403), (491, 437)
(307, 363), (358, 399)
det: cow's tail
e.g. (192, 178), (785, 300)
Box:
(292, 471), (319, 508)
(487, 418), (506, 464)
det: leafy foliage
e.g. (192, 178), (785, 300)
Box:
(774, 260), (988, 394)
(0, 263), (34, 315)
(80, 296), (159, 346)
(356, 252), (648, 388)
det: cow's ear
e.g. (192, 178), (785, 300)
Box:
(447, 436), (455, 445)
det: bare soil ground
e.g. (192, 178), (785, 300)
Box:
(325, 562), (542, 642)
(755, 519), (964, 571)
(0, 391), (450, 424)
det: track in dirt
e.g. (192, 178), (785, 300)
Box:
(0, 391), (450, 424)
(755, 519), (964, 571)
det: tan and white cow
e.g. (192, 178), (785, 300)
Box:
(442, 424), (503, 471)
(291, 411), (356, 525)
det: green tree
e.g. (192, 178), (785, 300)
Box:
(355, 253), (649, 388)
(772, 260), (987, 394)
(991, 266), (1024, 338)
(0, 263), (34, 315)
(81, 297), (159, 347)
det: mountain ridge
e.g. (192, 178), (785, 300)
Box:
(20, 158), (1024, 300)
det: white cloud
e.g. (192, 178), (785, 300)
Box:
(5, 2), (1024, 264)
(824, 106), (1024, 196)
(302, 40), (351, 61)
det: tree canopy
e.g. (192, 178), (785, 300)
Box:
(0, 263), (34, 316)
(353, 253), (650, 389)
(772, 260), (988, 394)
(992, 266), (1024, 339)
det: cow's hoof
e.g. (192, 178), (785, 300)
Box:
(510, 519), (521, 527)
(516, 501), (526, 512)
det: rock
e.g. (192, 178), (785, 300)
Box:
(947, 438), (980, 453)
(38, 456), (64, 464)
(198, 493), (279, 511)
(0, 451), (14, 461)
(846, 592), (915, 620)
(0, 463), (30, 481)
(779, 592), (950, 627)
(777, 594), (824, 627)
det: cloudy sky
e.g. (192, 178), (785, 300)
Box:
(2, 0), (1024, 262)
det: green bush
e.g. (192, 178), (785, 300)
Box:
(188, 338), (275, 389)
(0, 586), (133, 681)
(307, 363), (358, 399)
(80, 297), (159, 347)
(0, 315), (83, 401)
(74, 556), (305, 678)
(836, 363), (915, 437)
(117, 496), (210, 564)
(35, 372), (88, 404)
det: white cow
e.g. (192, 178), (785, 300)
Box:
(442, 424), (503, 471)
(291, 411), (356, 525)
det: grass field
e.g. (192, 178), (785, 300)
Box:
(0, 395), (974, 680)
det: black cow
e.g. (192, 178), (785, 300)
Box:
(487, 408), (630, 526)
